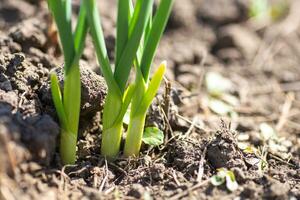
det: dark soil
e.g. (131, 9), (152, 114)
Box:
(0, 0), (300, 199)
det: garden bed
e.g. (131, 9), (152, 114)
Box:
(0, 0), (299, 199)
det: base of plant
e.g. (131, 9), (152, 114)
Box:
(60, 130), (77, 165)
(124, 113), (147, 157)
(101, 121), (123, 160)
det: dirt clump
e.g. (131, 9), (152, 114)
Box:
(206, 124), (246, 170)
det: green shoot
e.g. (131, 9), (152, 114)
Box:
(85, 0), (174, 159)
(47, 0), (88, 164)
(85, 0), (153, 159)
(210, 168), (239, 192)
(124, 0), (174, 157)
(124, 63), (166, 156)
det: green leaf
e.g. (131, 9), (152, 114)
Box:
(210, 174), (225, 186)
(114, 0), (154, 92)
(114, 84), (136, 125)
(140, 0), (174, 81)
(144, 6), (152, 46)
(72, 1), (88, 66)
(142, 127), (164, 146)
(130, 70), (146, 115)
(128, 0), (143, 37)
(50, 73), (67, 130)
(135, 2), (153, 67)
(85, 0), (123, 102)
(139, 62), (166, 114)
(115, 0), (131, 65)
(47, 0), (74, 70)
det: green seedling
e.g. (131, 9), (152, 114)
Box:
(85, 0), (174, 159)
(47, 0), (88, 164)
(123, 0), (174, 157)
(211, 168), (238, 192)
(256, 145), (269, 174)
(142, 127), (164, 146)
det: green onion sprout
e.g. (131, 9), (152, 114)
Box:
(85, 0), (174, 159)
(47, 0), (88, 164)
(48, 0), (174, 162)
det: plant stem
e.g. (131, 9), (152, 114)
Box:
(124, 63), (165, 157)
(59, 59), (81, 164)
(60, 129), (77, 164)
(64, 64), (81, 135)
(124, 113), (147, 157)
(101, 91), (123, 159)
(101, 121), (123, 159)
